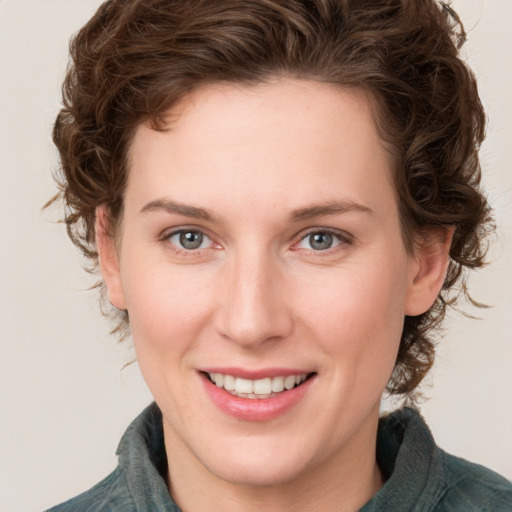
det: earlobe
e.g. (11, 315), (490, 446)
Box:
(95, 206), (127, 310)
(404, 227), (454, 317)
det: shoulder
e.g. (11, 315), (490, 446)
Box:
(45, 467), (134, 512)
(366, 407), (512, 512)
(437, 450), (512, 511)
(44, 403), (178, 512)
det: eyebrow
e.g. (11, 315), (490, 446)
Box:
(290, 200), (373, 221)
(140, 198), (372, 223)
(140, 198), (218, 222)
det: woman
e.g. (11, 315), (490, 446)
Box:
(47, 0), (512, 510)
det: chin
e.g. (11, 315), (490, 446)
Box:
(197, 430), (324, 487)
(205, 454), (310, 488)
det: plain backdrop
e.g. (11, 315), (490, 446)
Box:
(0, 1), (511, 511)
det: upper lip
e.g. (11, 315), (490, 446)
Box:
(199, 367), (315, 380)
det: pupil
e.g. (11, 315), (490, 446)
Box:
(310, 232), (332, 250)
(180, 231), (203, 249)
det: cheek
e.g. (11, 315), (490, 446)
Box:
(296, 261), (407, 369)
(121, 261), (215, 355)
(121, 264), (218, 408)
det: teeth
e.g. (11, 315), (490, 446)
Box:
(208, 372), (309, 398)
(223, 374), (236, 391)
(284, 375), (296, 390)
(253, 377), (271, 395)
(271, 376), (285, 393)
(235, 377), (253, 394)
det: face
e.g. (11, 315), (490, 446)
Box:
(99, 79), (442, 490)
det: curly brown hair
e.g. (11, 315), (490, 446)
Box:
(51, 0), (492, 395)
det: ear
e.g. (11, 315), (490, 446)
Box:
(95, 206), (127, 310)
(404, 227), (454, 316)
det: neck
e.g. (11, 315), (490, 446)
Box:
(163, 408), (383, 512)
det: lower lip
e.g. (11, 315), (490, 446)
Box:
(201, 373), (315, 421)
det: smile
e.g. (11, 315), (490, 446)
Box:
(201, 369), (316, 421)
(207, 372), (309, 399)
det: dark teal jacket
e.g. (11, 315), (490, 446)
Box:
(47, 403), (512, 511)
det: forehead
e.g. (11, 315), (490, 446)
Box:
(126, 79), (396, 220)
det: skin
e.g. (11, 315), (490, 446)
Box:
(97, 79), (450, 512)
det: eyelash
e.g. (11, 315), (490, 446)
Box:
(293, 228), (353, 253)
(160, 227), (218, 256)
(160, 227), (353, 256)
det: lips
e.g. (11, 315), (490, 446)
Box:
(207, 372), (309, 398)
(199, 368), (316, 421)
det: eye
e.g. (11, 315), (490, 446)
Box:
(297, 230), (347, 251)
(167, 229), (213, 251)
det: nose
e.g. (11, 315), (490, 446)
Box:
(214, 248), (293, 348)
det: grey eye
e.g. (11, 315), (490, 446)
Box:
(298, 231), (344, 251)
(168, 230), (210, 250)
(308, 232), (333, 250)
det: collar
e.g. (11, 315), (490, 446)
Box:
(116, 404), (444, 512)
